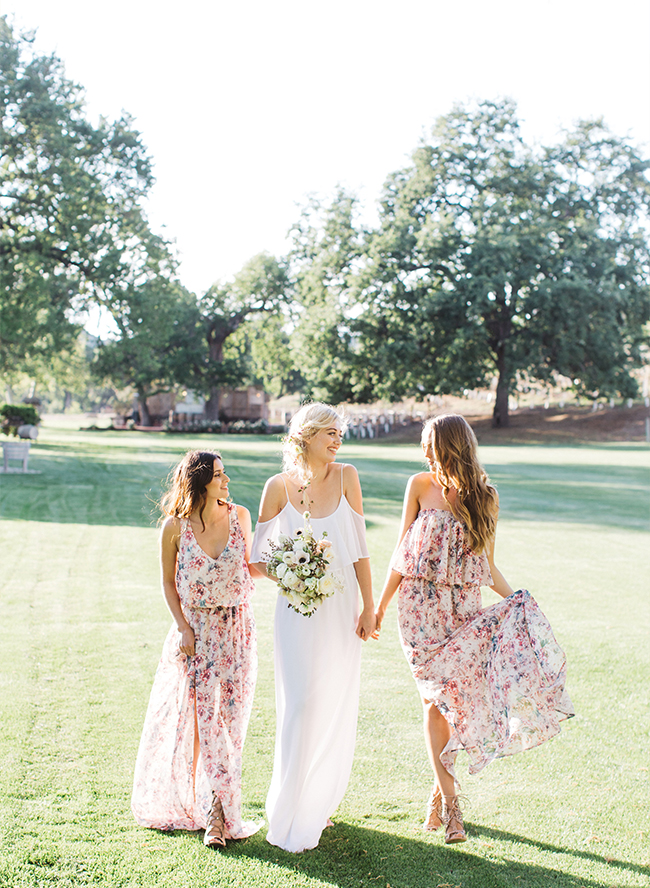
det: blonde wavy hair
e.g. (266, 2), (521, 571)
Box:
(422, 414), (498, 553)
(282, 402), (347, 481)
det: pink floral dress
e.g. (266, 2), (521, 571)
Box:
(131, 504), (259, 837)
(392, 509), (574, 782)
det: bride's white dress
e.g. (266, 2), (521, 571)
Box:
(251, 477), (369, 853)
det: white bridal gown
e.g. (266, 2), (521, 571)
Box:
(251, 483), (369, 853)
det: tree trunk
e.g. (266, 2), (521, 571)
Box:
(492, 347), (510, 428)
(137, 389), (152, 426)
(204, 386), (221, 421)
(204, 330), (226, 421)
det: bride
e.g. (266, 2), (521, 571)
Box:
(251, 402), (375, 852)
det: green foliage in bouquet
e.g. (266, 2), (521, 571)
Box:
(266, 513), (343, 616)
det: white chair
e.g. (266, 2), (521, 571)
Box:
(2, 441), (31, 473)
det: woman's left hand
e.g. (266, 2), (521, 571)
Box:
(356, 607), (376, 641)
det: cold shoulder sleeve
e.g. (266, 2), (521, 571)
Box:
(341, 503), (370, 563)
(250, 513), (283, 563)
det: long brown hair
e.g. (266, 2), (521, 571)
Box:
(422, 414), (498, 553)
(159, 450), (224, 530)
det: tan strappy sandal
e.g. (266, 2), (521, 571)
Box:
(442, 795), (467, 844)
(423, 786), (443, 832)
(203, 794), (227, 847)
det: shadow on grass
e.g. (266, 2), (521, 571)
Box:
(188, 820), (645, 888)
(1, 439), (647, 532)
(473, 824), (649, 880)
(0, 443), (276, 527)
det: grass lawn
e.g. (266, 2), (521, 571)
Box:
(1, 421), (649, 888)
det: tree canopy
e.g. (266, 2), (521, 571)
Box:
(0, 19), (173, 378)
(193, 252), (290, 419)
(4, 37), (649, 427)
(295, 100), (650, 424)
(93, 281), (202, 425)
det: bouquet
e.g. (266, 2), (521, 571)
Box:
(266, 512), (344, 616)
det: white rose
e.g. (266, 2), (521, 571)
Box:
(319, 574), (337, 595)
(277, 533), (290, 546)
(275, 562), (288, 579)
(283, 569), (299, 589)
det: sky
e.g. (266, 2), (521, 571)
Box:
(2, 0), (650, 299)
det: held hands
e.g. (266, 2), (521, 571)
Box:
(371, 607), (385, 640)
(178, 623), (195, 658)
(355, 607), (377, 642)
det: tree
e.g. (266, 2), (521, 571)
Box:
(288, 191), (372, 403)
(93, 281), (202, 425)
(229, 311), (304, 399)
(195, 253), (290, 419)
(0, 19), (170, 375)
(300, 101), (650, 424)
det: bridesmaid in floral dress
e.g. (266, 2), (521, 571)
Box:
(374, 414), (573, 844)
(132, 450), (260, 846)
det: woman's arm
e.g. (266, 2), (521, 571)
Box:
(486, 532), (514, 599)
(160, 517), (196, 656)
(250, 474), (286, 579)
(342, 464), (376, 641)
(237, 504), (265, 579)
(353, 557), (375, 640)
(374, 474), (422, 632)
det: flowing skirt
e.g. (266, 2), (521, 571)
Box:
(131, 602), (259, 837)
(266, 563), (361, 852)
(398, 587), (574, 782)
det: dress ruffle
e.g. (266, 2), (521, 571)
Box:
(251, 498), (369, 572)
(392, 509), (492, 587)
(407, 589), (574, 779)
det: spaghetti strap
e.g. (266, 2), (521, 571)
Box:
(340, 464), (344, 497)
(280, 473), (290, 506)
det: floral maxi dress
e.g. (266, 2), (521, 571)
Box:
(393, 509), (574, 782)
(131, 504), (259, 837)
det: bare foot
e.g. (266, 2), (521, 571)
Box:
(326, 818), (334, 828)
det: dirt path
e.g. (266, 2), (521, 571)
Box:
(384, 404), (650, 445)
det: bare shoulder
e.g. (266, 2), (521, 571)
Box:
(407, 472), (432, 493)
(264, 473), (286, 494)
(258, 473), (288, 520)
(235, 503), (252, 525)
(340, 462), (361, 490)
(341, 463), (364, 513)
(161, 515), (182, 534)
(160, 515), (182, 551)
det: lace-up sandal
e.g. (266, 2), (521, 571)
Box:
(203, 794), (227, 847)
(442, 795), (467, 844)
(423, 786), (443, 831)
